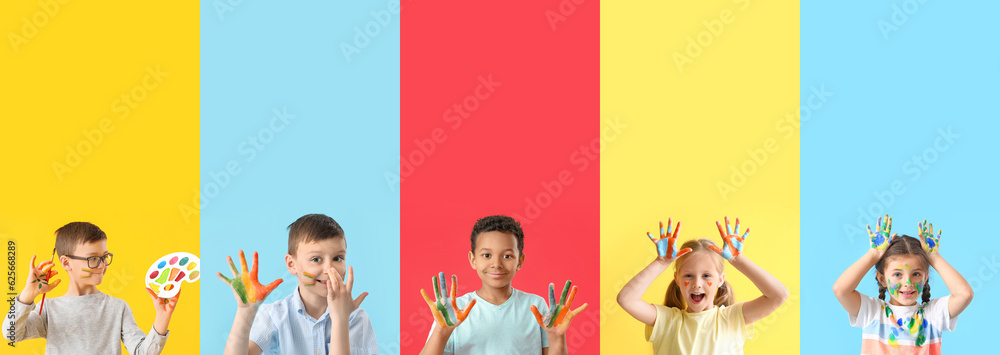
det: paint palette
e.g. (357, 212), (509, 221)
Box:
(145, 252), (201, 298)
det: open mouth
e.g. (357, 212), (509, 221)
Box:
(900, 290), (917, 298)
(690, 292), (706, 304)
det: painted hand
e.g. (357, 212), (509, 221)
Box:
(420, 272), (475, 329)
(918, 219), (941, 254)
(27, 255), (60, 297)
(867, 215), (896, 251)
(217, 250), (283, 307)
(647, 219), (692, 259)
(146, 286), (181, 315)
(531, 280), (588, 334)
(709, 216), (749, 260)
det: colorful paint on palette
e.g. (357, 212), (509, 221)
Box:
(145, 252), (201, 298)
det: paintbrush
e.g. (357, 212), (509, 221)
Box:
(38, 248), (55, 315)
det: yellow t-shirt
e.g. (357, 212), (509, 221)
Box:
(644, 302), (754, 355)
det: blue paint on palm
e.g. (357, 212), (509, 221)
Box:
(433, 272), (458, 325)
(872, 234), (888, 248)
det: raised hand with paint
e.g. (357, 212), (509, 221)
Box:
(618, 218), (788, 354)
(918, 219), (941, 255)
(17, 254), (61, 307)
(531, 280), (588, 337)
(421, 272), (475, 329)
(222, 213), (378, 355)
(648, 219), (692, 259)
(709, 216), (749, 260)
(834, 219), (972, 351)
(217, 250), (283, 307)
(10, 222), (175, 353)
(868, 214), (896, 252)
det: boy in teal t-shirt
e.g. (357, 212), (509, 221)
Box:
(419, 215), (588, 355)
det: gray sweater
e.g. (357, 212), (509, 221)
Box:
(9, 292), (168, 354)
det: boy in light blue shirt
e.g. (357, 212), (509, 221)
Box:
(220, 214), (377, 355)
(420, 215), (588, 355)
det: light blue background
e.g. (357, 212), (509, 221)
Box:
(200, 1), (399, 353)
(802, 1), (999, 353)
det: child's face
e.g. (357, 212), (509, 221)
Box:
(674, 251), (725, 313)
(62, 240), (109, 286)
(286, 237), (347, 299)
(468, 231), (524, 290)
(880, 254), (927, 306)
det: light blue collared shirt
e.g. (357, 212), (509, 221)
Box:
(250, 287), (378, 355)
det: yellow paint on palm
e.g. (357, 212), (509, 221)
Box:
(241, 272), (258, 303)
(601, 0), (799, 353)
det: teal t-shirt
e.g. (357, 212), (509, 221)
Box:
(429, 288), (550, 355)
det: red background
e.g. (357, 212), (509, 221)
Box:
(400, 1), (600, 353)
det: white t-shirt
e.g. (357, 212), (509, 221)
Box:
(427, 288), (549, 355)
(849, 295), (957, 354)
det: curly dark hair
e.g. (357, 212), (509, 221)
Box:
(470, 215), (524, 255)
(875, 235), (931, 304)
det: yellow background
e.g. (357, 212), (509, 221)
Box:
(1, 1), (199, 353)
(600, 0), (800, 353)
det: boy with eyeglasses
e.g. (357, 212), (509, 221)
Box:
(8, 222), (179, 354)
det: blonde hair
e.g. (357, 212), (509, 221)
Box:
(664, 238), (736, 309)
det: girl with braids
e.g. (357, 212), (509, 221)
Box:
(833, 216), (973, 354)
(618, 217), (788, 354)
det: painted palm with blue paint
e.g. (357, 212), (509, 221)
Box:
(531, 280), (588, 330)
(709, 216), (749, 260)
(918, 219), (941, 254)
(420, 272), (475, 329)
(647, 218), (692, 259)
(867, 215), (896, 251)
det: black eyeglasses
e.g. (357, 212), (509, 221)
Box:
(64, 253), (113, 268)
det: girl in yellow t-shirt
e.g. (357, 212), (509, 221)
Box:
(618, 217), (788, 354)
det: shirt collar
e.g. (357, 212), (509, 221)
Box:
(292, 286), (330, 323)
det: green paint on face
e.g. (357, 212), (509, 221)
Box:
(888, 281), (902, 299)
